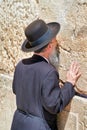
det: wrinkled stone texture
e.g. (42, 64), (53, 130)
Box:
(58, 96), (87, 130)
(0, 0), (87, 90)
(0, 74), (16, 130)
(0, 0), (87, 130)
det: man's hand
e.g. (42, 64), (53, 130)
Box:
(66, 62), (81, 86)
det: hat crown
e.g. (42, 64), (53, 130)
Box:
(25, 19), (48, 42)
(22, 19), (60, 52)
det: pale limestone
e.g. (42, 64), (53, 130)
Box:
(0, 87), (16, 130)
(0, 0), (87, 91)
(0, 74), (16, 130)
(58, 96), (87, 130)
(0, 0), (87, 130)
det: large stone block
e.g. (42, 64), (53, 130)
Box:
(0, 0), (87, 92)
(0, 0), (87, 130)
(0, 74), (16, 130)
(57, 96), (87, 130)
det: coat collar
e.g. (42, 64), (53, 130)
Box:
(32, 54), (48, 63)
(22, 54), (48, 65)
(33, 54), (49, 63)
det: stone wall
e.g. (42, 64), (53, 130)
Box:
(0, 0), (87, 130)
(58, 96), (87, 130)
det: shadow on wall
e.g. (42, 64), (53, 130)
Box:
(57, 93), (87, 130)
(57, 103), (71, 130)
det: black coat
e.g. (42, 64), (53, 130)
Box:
(11, 54), (75, 130)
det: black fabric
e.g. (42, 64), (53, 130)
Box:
(22, 54), (48, 65)
(75, 91), (87, 98)
(11, 54), (75, 130)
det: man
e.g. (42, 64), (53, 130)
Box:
(11, 19), (81, 130)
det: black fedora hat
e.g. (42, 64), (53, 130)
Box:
(22, 19), (60, 52)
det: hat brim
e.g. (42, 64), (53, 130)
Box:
(21, 22), (60, 52)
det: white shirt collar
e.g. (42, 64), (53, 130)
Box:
(42, 56), (49, 63)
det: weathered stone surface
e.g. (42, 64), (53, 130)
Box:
(58, 111), (78, 130)
(0, 0), (87, 130)
(0, 74), (13, 89)
(0, 0), (36, 74)
(0, 87), (16, 130)
(57, 96), (87, 130)
(58, 0), (87, 92)
(0, 74), (16, 130)
(0, 0), (87, 92)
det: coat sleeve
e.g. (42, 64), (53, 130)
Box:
(41, 69), (75, 114)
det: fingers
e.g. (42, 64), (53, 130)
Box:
(76, 71), (82, 79)
(70, 62), (80, 74)
(66, 62), (81, 86)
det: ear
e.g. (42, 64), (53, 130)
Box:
(47, 43), (52, 49)
(44, 44), (50, 51)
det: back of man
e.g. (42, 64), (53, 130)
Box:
(11, 54), (76, 130)
(11, 19), (81, 130)
(11, 54), (60, 130)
